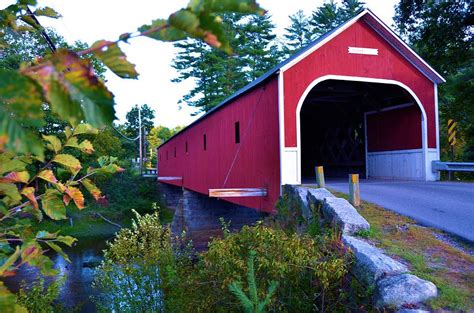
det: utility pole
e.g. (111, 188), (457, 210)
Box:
(138, 107), (143, 175)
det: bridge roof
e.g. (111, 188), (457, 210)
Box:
(160, 8), (444, 148)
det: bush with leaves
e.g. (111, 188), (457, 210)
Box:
(16, 276), (65, 313)
(92, 209), (193, 312)
(93, 211), (368, 312)
(189, 223), (352, 312)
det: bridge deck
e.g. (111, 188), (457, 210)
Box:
(302, 179), (474, 242)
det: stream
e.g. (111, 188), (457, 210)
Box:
(4, 237), (109, 312)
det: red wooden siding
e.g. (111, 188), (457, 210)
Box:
(367, 106), (422, 152)
(283, 19), (436, 149)
(157, 77), (280, 213)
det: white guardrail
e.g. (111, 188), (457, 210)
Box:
(432, 161), (474, 173)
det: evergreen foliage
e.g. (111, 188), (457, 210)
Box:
(309, 0), (364, 37)
(124, 104), (156, 135)
(394, 0), (473, 162)
(282, 0), (364, 57)
(228, 250), (278, 313)
(172, 13), (281, 113)
(283, 10), (312, 55)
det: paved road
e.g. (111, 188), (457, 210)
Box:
(324, 180), (474, 242)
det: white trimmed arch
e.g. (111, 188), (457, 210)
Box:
(282, 74), (429, 184)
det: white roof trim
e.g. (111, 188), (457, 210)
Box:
(280, 9), (369, 72)
(281, 9), (446, 83)
(365, 10), (446, 83)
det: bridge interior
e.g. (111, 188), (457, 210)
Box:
(300, 79), (417, 179)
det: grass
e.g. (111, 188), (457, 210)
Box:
(332, 191), (474, 311)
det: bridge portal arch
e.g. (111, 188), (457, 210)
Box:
(294, 75), (429, 183)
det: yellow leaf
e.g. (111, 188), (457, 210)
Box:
(81, 178), (102, 200)
(65, 187), (84, 209)
(37, 170), (58, 184)
(42, 135), (62, 153)
(0, 171), (29, 183)
(53, 154), (82, 174)
(79, 139), (94, 154)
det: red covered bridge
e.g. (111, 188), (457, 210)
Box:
(157, 9), (445, 213)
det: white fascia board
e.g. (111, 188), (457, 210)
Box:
(365, 10), (446, 83)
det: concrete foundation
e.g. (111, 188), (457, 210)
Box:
(158, 183), (266, 251)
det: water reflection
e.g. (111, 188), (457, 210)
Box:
(4, 237), (109, 312)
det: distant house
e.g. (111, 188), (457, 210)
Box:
(157, 9), (444, 213)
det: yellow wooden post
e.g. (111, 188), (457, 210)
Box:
(349, 174), (360, 206)
(315, 166), (325, 188)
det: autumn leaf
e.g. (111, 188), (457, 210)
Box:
(53, 154), (82, 175)
(64, 186), (84, 209)
(57, 235), (77, 247)
(53, 51), (115, 128)
(41, 189), (66, 220)
(79, 140), (94, 154)
(23, 51), (116, 128)
(21, 244), (40, 264)
(21, 187), (38, 209)
(37, 170), (58, 184)
(81, 178), (102, 200)
(63, 193), (71, 206)
(0, 171), (29, 183)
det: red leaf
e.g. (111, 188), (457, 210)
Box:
(65, 187), (84, 209)
(63, 194), (71, 206)
(21, 187), (38, 209)
(0, 171), (29, 183)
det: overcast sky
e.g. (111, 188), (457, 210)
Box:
(1, 0), (399, 127)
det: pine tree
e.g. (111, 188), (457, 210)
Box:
(309, 0), (365, 39)
(309, 0), (340, 37)
(238, 14), (282, 81)
(283, 10), (312, 56)
(172, 13), (281, 114)
(340, 0), (365, 21)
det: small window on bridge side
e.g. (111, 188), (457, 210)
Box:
(203, 134), (207, 151)
(235, 121), (240, 144)
(159, 154), (161, 162)
(174, 147), (176, 157)
(185, 141), (188, 154)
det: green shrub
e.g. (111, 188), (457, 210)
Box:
(93, 211), (365, 312)
(189, 222), (352, 312)
(16, 277), (65, 313)
(92, 209), (192, 312)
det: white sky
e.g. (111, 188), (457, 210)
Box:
(1, 0), (399, 128)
